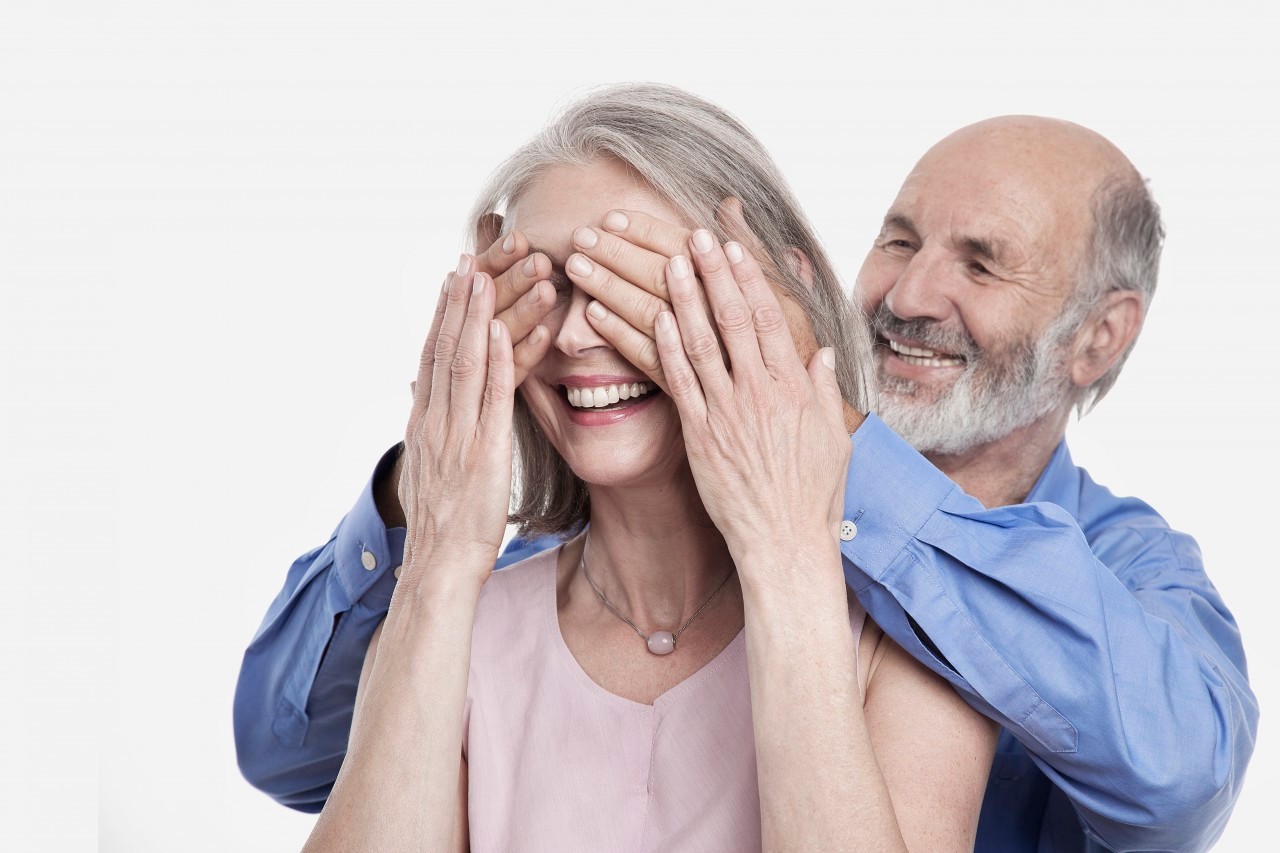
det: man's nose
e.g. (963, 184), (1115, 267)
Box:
(884, 247), (958, 324)
(553, 287), (613, 357)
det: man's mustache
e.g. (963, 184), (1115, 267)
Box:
(869, 304), (980, 363)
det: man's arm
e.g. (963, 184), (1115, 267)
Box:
(842, 415), (1258, 851)
(233, 445), (555, 811)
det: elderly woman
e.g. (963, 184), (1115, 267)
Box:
(303, 85), (997, 852)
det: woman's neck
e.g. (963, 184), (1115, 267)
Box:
(580, 470), (738, 631)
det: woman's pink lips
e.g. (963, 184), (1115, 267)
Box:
(554, 373), (651, 387)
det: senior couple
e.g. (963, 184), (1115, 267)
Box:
(235, 84), (1257, 851)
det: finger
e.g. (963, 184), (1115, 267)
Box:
(584, 300), (668, 393)
(428, 259), (474, 415)
(600, 209), (692, 259)
(714, 197), (770, 261)
(687, 228), (766, 381)
(653, 310), (707, 424)
(412, 273), (453, 421)
(474, 225), (527, 282)
(492, 246), (553, 313)
(665, 253), (732, 401)
(449, 271), (496, 427)
(512, 324), (553, 387)
(572, 225), (669, 299)
(806, 347), (847, 435)
(496, 279), (556, 345)
(565, 251), (669, 337)
(479, 319), (515, 440)
(723, 240), (805, 382)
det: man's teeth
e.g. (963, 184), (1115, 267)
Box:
(567, 382), (654, 409)
(887, 338), (964, 367)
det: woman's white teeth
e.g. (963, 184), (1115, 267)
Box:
(567, 382), (653, 408)
(888, 338), (964, 367)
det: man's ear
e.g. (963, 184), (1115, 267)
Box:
(1068, 289), (1145, 389)
(474, 213), (505, 253)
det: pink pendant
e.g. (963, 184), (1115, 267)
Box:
(647, 631), (675, 655)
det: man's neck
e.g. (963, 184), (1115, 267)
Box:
(924, 407), (1071, 508)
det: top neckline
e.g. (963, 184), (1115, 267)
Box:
(539, 545), (747, 713)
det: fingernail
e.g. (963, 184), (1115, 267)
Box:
(457, 254), (472, 277)
(656, 311), (674, 332)
(523, 256), (537, 277)
(604, 211), (628, 231)
(567, 255), (593, 277)
(725, 242), (744, 264)
(472, 272), (485, 295)
(573, 227), (598, 249)
(490, 320), (501, 339)
(691, 229), (714, 253)
(822, 348), (835, 370)
(587, 301), (607, 320)
(501, 234), (515, 254)
(669, 255), (690, 278)
(526, 283), (542, 303)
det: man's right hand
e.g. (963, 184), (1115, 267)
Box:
(375, 227), (557, 528)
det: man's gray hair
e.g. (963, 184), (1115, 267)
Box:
(466, 82), (875, 536)
(1075, 175), (1165, 413)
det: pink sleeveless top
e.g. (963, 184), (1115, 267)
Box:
(462, 546), (867, 853)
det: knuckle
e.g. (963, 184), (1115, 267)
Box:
(714, 302), (752, 334)
(685, 332), (721, 364)
(667, 367), (700, 397)
(637, 338), (662, 372)
(433, 330), (460, 357)
(752, 304), (786, 335)
(450, 350), (482, 380)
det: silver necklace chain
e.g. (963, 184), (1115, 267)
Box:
(579, 537), (737, 645)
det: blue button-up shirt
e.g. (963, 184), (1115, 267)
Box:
(235, 415), (1256, 851)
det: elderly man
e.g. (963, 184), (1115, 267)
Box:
(235, 117), (1256, 850)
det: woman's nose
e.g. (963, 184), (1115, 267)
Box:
(553, 286), (613, 357)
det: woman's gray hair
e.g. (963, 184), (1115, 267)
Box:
(466, 83), (875, 537)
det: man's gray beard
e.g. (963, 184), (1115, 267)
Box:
(874, 313), (1077, 457)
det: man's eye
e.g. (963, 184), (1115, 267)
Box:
(969, 261), (991, 276)
(883, 239), (916, 253)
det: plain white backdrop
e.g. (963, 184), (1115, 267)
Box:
(2, 1), (1276, 850)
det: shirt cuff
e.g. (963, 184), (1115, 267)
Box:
(839, 414), (958, 585)
(332, 444), (408, 607)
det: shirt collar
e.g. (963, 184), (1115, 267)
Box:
(1025, 439), (1082, 517)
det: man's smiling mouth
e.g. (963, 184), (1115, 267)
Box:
(885, 338), (966, 368)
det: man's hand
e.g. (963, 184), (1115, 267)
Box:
(565, 199), (779, 390)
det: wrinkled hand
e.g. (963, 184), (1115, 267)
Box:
(397, 266), (516, 592)
(564, 204), (748, 390)
(653, 233), (851, 566)
(377, 236), (555, 529)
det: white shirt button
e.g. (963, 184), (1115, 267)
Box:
(840, 520), (858, 541)
(361, 549), (377, 571)
(393, 565), (402, 580)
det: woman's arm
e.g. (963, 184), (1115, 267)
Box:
(740, 546), (996, 851)
(302, 260), (515, 852)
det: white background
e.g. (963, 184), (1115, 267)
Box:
(2, 1), (1276, 850)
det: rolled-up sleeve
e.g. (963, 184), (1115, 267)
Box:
(839, 415), (1258, 851)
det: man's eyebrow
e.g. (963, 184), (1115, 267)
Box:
(957, 235), (1012, 267)
(880, 213), (918, 235)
